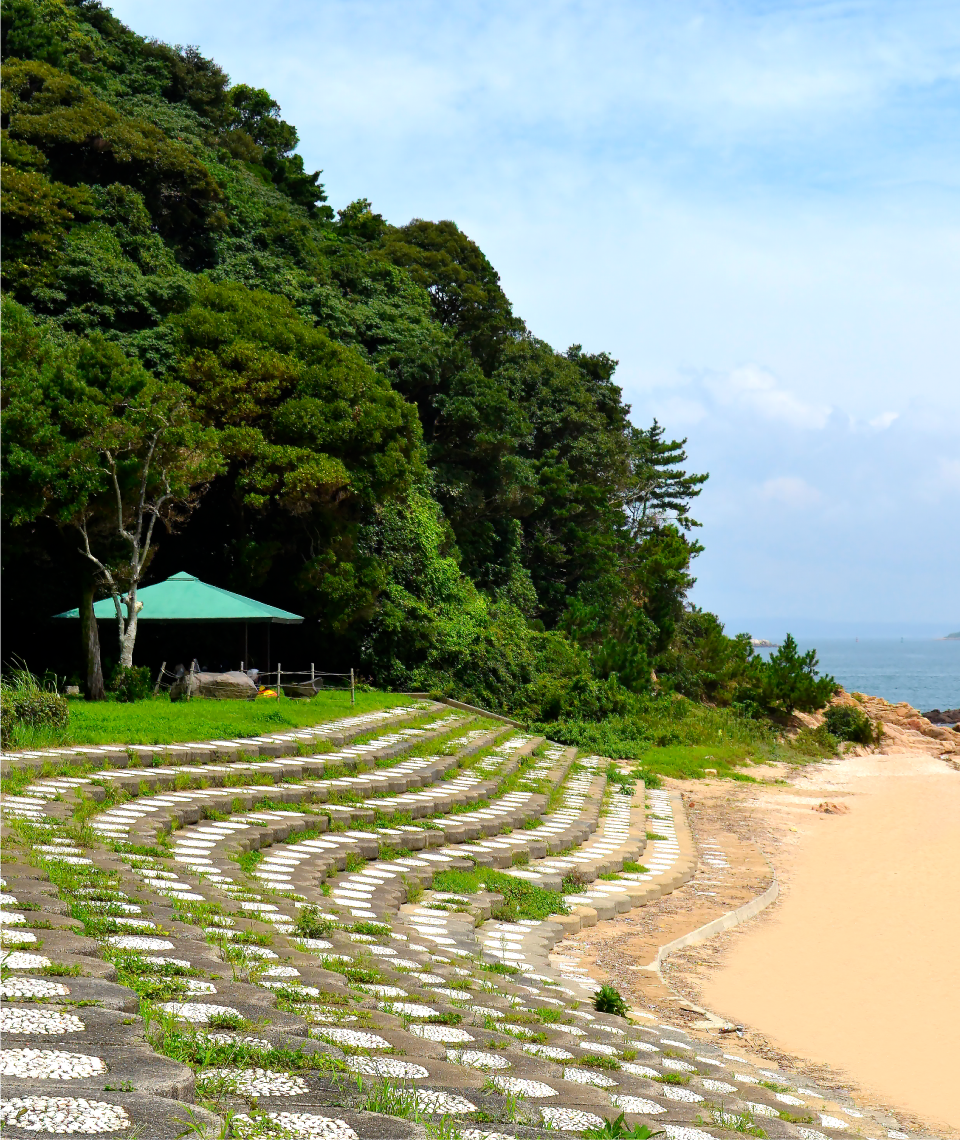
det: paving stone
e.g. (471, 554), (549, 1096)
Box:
(0, 1090), (221, 1139)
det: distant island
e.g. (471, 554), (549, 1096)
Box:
(945, 632), (960, 640)
(751, 638), (779, 648)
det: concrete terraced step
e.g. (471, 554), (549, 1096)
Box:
(0, 701), (442, 776)
(0, 703), (924, 1140)
(87, 721), (507, 845)
(2, 711), (479, 836)
(107, 736), (553, 923)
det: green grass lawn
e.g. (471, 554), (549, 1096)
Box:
(630, 742), (763, 782)
(15, 690), (416, 748)
(627, 737), (834, 784)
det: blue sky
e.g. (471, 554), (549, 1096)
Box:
(112, 0), (960, 636)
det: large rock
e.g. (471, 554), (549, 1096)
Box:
(169, 670), (257, 701)
(923, 708), (960, 726)
(844, 691), (959, 755)
(281, 682), (322, 698)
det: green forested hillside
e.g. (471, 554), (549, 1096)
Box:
(0, 0), (836, 741)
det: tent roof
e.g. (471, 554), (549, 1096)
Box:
(53, 572), (303, 624)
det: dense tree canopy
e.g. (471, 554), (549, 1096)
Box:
(0, 0), (835, 720)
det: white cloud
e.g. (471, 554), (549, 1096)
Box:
(867, 411), (899, 430)
(759, 476), (822, 509)
(703, 365), (832, 430)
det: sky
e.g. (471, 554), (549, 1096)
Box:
(111, 0), (960, 637)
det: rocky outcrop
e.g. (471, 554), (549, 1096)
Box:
(792, 690), (958, 761)
(842, 691), (959, 757)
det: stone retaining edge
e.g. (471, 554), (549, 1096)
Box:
(649, 874), (780, 969)
(437, 698), (526, 727)
(396, 693), (526, 729)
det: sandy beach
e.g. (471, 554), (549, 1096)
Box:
(550, 739), (960, 1136)
(700, 748), (960, 1134)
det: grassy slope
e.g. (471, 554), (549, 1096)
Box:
(633, 742), (762, 781)
(16, 690), (413, 748)
(8, 689), (833, 780)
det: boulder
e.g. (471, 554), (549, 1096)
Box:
(923, 708), (960, 726)
(281, 682), (322, 698)
(169, 670), (257, 701)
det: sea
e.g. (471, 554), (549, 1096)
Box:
(753, 639), (960, 712)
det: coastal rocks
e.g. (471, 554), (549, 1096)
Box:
(817, 690), (959, 759)
(853, 693), (959, 753)
(922, 708), (960, 726)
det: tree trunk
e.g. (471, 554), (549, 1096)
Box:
(119, 618), (137, 669)
(119, 594), (138, 669)
(80, 576), (105, 700)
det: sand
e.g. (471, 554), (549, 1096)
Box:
(701, 749), (960, 1133)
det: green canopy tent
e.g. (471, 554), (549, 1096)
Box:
(54, 571), (303, 668)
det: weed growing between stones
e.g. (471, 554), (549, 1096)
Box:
(424, 1115), (465, 1140)
(698, 1102), (768, 1136)
(478, 959), (520, 976)
(293, 908), (336, 939)
(349, 921), (390, 936)
(358, 1076), (420, 1117)
(578, 1053), (622, 1069)
(431, 867), (567, 921)
(583, 1114), (663, 1138)
(594, 984), (629, 1017)
(318, 955), (383, 986)
(777, 1109), (815, 1124)
(154, 1024), (348, 1076)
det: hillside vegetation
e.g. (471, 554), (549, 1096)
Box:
(0, 0), (837, 747)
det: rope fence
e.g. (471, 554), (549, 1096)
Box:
(152, 662), (356, 704)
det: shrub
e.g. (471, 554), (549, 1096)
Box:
(293, 908), (334, 939)
(824, 704), (873, 745)
(594, 983), (629, 1017)
(0, 665), (69, 748)
(734, 634), (837, 717)
(110, 664), (152, 702)
(789, 724), (838, 758)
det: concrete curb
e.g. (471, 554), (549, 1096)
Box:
(399, 693), (526, 728)
(437, 698), (526, 727)
(647, 875), (780, 969)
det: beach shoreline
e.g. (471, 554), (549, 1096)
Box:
(695, 748), (960, 1136)
(549, 725), (960, 1137)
